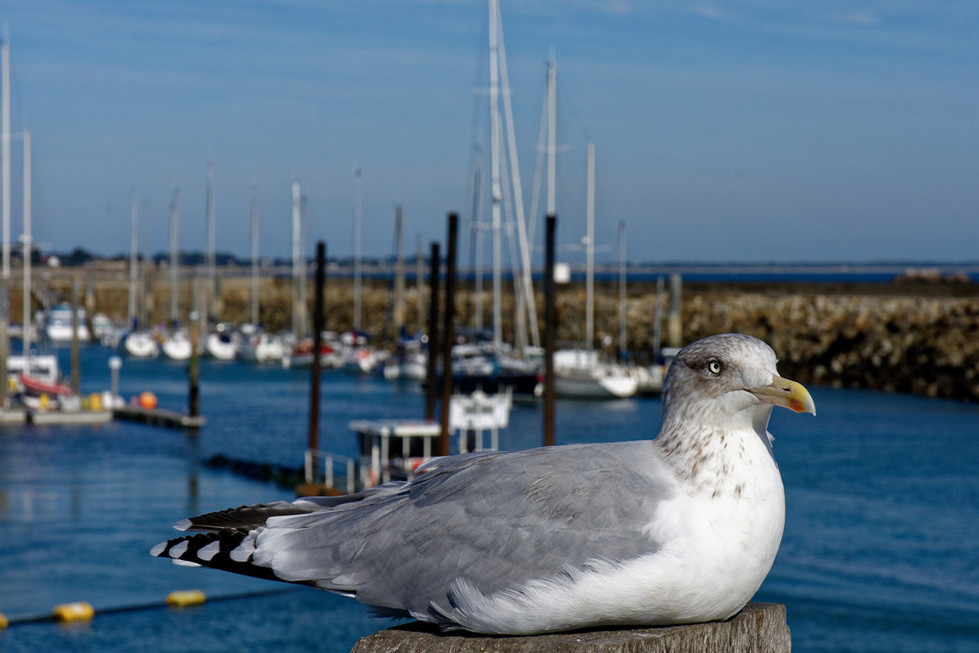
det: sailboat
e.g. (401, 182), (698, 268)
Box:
(124, 329), (159, 358)
(10, 128), (73, 403)
(552, 141), (638, 399)
(448, 0), (543, 398)
(236, 185), (286, 364)
(204, 323), (239, 360)
(122, 193), (159, 358)
(160, 188), (192, 361)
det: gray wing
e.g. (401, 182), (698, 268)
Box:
(243, 440), (676, 618)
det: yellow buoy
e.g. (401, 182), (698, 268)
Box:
(166, 589), (206, 608)
(0, 612), (9, 629)
(89, 393), (103, 411)
(52, 602), (95, 623)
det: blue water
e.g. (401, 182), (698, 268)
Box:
(1, 346), (978, 652)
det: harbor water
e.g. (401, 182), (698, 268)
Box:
(1, 345), (978, 652)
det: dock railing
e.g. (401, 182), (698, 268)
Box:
(304, 449), (358, 494)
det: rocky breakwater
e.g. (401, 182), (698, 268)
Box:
(677, 291), (979, 402)
(36, 264), (979, 402)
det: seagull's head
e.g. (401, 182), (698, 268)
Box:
(663, 334), (816, 433)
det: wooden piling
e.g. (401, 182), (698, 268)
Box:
(308, 242), (326, 463)
(188, 295), (200, 419)
(350, 602), (790, 653)
(424, 242), (440, 422)
(543, 214), (556, 447)
(438, 213), (458, 457)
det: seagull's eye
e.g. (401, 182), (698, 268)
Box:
(707, 359), (722, 375)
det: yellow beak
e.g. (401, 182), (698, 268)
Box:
(751, 375), (817, 416)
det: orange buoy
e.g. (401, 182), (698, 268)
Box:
(138, 392), (158, 410)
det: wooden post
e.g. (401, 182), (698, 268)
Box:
(438, 213), (458, 457)
(350, 602), (791, 653)
(188, 279), (200, 419)
(543, 214), (556, 447)
(424, 242), (440, 422)
(308, 241), (326, 479)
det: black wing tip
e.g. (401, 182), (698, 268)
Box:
(151, 530), (284, 584)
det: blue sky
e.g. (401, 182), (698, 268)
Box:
(2, 0), (978, 264)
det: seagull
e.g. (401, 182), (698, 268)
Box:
(153, 333), (815, 635)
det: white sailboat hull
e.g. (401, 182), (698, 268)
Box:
(123, 331), (159, 358)
(238, 334), (286, 364)
(161, 331), (192, 360)
(205, 333), (239, 360)
(553, 348), (638, 399)
(553, 371), (638, 398)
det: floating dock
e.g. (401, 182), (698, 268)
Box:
(113, 405), (206, 429)
(0, 410), (27, 425)
(28, 410), (113, 425)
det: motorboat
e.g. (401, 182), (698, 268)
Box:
(42, 303), (91, 343)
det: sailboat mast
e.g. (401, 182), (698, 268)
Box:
(21, 128), (30, 366)
(2, 35), (10, 280)
(205, 158), (215, 321)
(250, 184), (259, 327)
(495, 7), (539, 350)
(353, 167), (362, 332)
(618, 220), (627, 359)
(416, 235), (424, 334)
(471, 147), (484, 332)
(546, 58), (556, 219)
(394, 206), (406, 335)
(169, 188), (180, 326)
(139, 200), (148, 327)
(488, 0), (503, 349)
(128, 191), (138, 327)
(586, 140), (595, 348)
(291, 180), (304, 336)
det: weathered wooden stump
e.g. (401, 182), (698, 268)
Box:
(350, 602), (790, 653)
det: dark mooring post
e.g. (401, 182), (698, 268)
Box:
(438, 213), (458, 457)
(424, 242), (440, 422)
(543, 214), (557, 447)
(308, 241), (326, 468)
(188, 282), (200, 420)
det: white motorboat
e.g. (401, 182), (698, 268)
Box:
(43, 303), (91, 343)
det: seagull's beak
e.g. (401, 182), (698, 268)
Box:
(751, 375), (817, 416)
